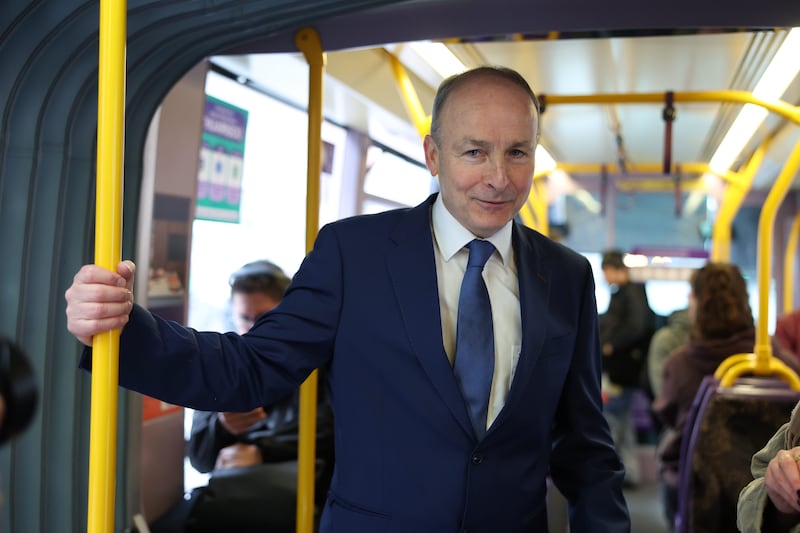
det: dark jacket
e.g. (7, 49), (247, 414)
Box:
(188, 381), (335, 505)
(188, 385), (335, 473)
(600, 281), (656, 387)
(93, 194), (630, 532)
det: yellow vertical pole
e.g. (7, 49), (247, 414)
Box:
(710, 143), (766, 262)
(295, 26), (324, 533)
(88, 1), (126, 532)
(783, 214), (800, 313)
(754, 139), (800, 373)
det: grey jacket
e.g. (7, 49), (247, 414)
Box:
(738, 402), (800, 532)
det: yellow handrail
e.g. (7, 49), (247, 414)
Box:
(295, 26), (324, 533)
(544, 91), (800, 122)
(716, 138), (800, 389)
(717, 353), (800, 389)
(88, 1), (126, 532)
(710, 143), (767, 262)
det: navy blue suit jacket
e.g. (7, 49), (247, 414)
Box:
(109, 194), (629, 532)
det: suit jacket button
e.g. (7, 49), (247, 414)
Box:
(471, 453), (482, 464)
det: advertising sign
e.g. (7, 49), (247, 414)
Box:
(196, 96), (248, 222)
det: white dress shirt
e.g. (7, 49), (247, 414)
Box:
(430, 195), (523, 430)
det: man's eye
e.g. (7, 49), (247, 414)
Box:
(464, 149), (482, 157)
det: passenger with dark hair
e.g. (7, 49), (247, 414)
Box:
(162, 260), (334, 533)
(65, 66), (629, 531)
(188, 260), (333, 481)
(653, 262), (799, 529)
(599, 249), (656, 487)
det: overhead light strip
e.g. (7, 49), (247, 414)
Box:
(407, 41), (467, 78)
(709, 27), (800, 174)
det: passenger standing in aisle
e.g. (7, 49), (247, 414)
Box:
(599, 249), (657, 487)
(65, 66), (630, 532)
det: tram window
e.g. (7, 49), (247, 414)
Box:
(362, 146), (435, 211)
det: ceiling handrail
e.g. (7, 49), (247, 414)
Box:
(714, 138), (800, 388)
(541, 91), (800, 124)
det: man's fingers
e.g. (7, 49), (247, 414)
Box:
(119, 261), (136, 291)
(768, 451), (800, 513)
(66, 314), (130, 347)
(73, 264), (125, 286)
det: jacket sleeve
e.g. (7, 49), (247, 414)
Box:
(187, 410), (236, 473)
(550, 262), (630, 532)
(80, 223), (344, 412)
(737, 423), (800, 533)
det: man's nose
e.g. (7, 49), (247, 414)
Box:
(485, 158), (509, 189)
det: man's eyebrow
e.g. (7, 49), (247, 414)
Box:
(459, 139), (491, 149)
(459, 139), (534, 149)
(509, 139), (535, 149)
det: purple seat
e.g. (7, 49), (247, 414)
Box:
(674, 375), (719, 533)
(675, 378), (800, 533)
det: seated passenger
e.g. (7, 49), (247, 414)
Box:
(181, 260), (334, 531)
(738, 400), (800, 532)
(775, 309), (800, 364)
(652, 262), (799, 529)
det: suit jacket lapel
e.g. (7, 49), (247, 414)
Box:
(386, 195), (474, 439)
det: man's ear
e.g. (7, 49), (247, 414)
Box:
(423, 135), (439, 176)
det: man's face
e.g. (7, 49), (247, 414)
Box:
(231, 291), (280, 335)
(602, 266), (626, 286)
(424, 75), (538, 238)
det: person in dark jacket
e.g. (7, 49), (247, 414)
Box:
(599, 250), (656, 487)
(154, 260), (334, 533)
(188, 260), (334, 485)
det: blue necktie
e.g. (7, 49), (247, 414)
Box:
(454, 239), (496, 438)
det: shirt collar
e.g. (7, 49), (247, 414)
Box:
(432, 193), (513, 265)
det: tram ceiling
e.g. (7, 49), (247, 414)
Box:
(217, 0), (800, 195)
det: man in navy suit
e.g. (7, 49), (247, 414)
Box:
(66, 66), (630, 531)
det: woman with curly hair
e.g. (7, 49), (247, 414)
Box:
(652, 262), (796, 529)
